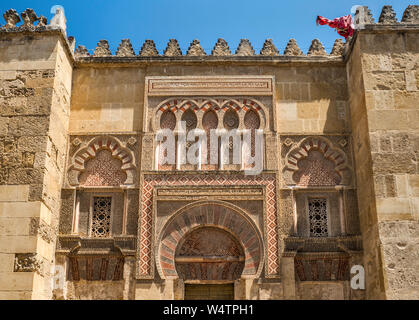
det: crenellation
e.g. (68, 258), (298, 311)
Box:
(37, 16), (47, 28)
(284, 39), (303, 56)
(354, 6), (375, 25)
(186, 39), (206, 56)
(235, 39), (255, 56)
(94, 40), (112, 57)
(401, 5), (419, 24)
(330, 39), (345, 56)
(307, 39), (327, 56)
(139, 39), (159, 57)
(20, 9), (38, 29)
(260, 39), (279, 56)
(0, 4), (418, 301)
(67, 36), (75, 53)
(3, 9), (20, 29)
(164, 39), (182, 57)
(75, 45), (90, 58)
(211, 38), (231, 56)
(379, 6), (398, 24)
(116, 39), (135, 57)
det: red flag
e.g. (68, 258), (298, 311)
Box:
(316, 15), (354, 39)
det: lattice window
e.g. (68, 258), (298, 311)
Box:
(91, 197), (112, 238)
(308, 198), (328, 237)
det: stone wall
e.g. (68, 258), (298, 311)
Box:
(0, 29), (73, 299)
(348, 26), (419, 299)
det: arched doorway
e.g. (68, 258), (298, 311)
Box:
(157, 201), (263, 300)
(176, 227), (244, 300)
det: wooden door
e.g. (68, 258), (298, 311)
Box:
(184, 284), (234, 300)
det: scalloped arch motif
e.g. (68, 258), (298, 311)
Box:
(283, 137), (351, 186)
(138, 174), (278, 278)
(157, 201), (263, 279)
(154, 97), (268, 130)
(68, 136), (136, 187)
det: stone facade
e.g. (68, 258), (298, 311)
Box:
(0, 5), (418, 300)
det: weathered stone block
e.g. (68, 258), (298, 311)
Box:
(372, 152), (416, 174)
(376, 198), (413, 220)
(0, 185), (29, 202)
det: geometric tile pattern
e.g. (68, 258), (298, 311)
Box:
(138, 173), (278, 277)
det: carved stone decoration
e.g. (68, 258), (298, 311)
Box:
(127, 137), (137, 146)
(284, 39), (303, 56)
(244, 109), (260, 129)
(175, 227), (245, 281)
(37, 15), (47, 28)
(139, 40), (159, 57)
(223, 108), (239, 129)
(72, 138), (82, 147)
(79, 150), (127, 187)
(283, 138), (294, 147)
(293, 150), (341, 186)
(235, 39), (255, 56)
(294, 256), (350, 281)
(154, 97), (268, 132)
(330, 39), (345, 56)
(116, 39), (135, 57)
(354, 6), (375, 25)
(260, 39), (279, 56)
(3, 9), (21, 29)
(307, 39), (327, 56)
(202, 110), (218, 131)
(186, 39), (206, 56)
(94, 40), (112, 57)
(75, 45), (90, 58)
(379, 5), (398, 24)
(160, 110), (176, 130)
(67, 136), (137, 186)
(283, 136), (351, 186)
(401, 5), (419, 23)
(14, 253), (43, 274)
(21, 8), (38, 29)
(68, 256), (124, 281)
(49, 6), (67, 34)
(202, 110), (219, 168)
(164, 39), (182, 57)
(181, 108), (198, 131)
(140, 175), (278, 279)
(68, 36), (76, 53)
(157, 201), (264, 279)
(211, 38), (231, 56)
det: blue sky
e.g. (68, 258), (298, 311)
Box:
(2, 1), (414, 54)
